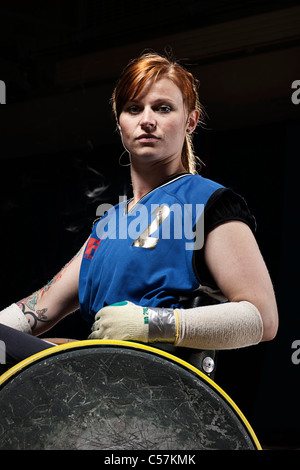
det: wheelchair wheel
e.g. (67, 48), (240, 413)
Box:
(0, 340), (261, 450)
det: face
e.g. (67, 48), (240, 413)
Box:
(118, 77), (198, 168)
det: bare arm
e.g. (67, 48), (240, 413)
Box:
(16, 240), (88, 336)
(203, 221), (278, 342)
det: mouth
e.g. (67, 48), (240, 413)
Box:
(136, 134), (160, 143)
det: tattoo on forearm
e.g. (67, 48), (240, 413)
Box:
(16, 246), (84, 331)
(41, 275), (61, 297)
(24, 307), (49, 330)
(26, 293), (39, 310)
(17, 292), (39, 311)
(17, 293), (49, 332)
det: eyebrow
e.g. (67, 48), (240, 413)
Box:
(127, 97), (178, 106)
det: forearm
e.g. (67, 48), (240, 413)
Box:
(174, 301), (263, 350)
(1, 287), (79, 337)
(16, 287), (79, 335)
(0, 242), (86, 336)
(89, 300), (264, 350)
(147, 301), (263, 349)
(16, 290), (51, 334)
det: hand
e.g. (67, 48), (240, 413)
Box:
(88, 301), (149, 342)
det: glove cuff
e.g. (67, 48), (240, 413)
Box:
(147, 307), (176, 342)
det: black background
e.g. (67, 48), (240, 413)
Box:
(0, 1), (299, 449)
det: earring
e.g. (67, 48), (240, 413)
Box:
(119, 150), (131, 167)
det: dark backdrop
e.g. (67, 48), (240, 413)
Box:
(0, 1), (299, 449)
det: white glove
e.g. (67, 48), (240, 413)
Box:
(89, 301), (149, 342)
(88, 301), (176, 343)
(0, 303), (31, 334)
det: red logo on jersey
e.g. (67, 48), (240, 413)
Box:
(84, 237), (101, 260)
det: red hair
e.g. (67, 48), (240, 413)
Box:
(111, 52), (205, 173)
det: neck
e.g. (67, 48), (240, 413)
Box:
(129, 158), (187, 206)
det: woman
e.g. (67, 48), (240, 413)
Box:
(0, 52), (278, 366)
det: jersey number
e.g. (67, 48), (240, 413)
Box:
(132, 205), (170, 249)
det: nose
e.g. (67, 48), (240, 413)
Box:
(140, 108), (156, 131)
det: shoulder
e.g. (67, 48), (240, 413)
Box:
(204, 187), (257, 234)
(162, 174), (224, 204)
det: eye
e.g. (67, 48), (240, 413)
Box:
(125, 105), (141, 115)
(157, 105), (173, 113)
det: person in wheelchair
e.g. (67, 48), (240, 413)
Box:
(0, 52), (278, 372)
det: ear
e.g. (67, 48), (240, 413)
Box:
(186, 110), (199, 133)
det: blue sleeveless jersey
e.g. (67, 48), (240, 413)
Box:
(79, 174), (223, 324)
